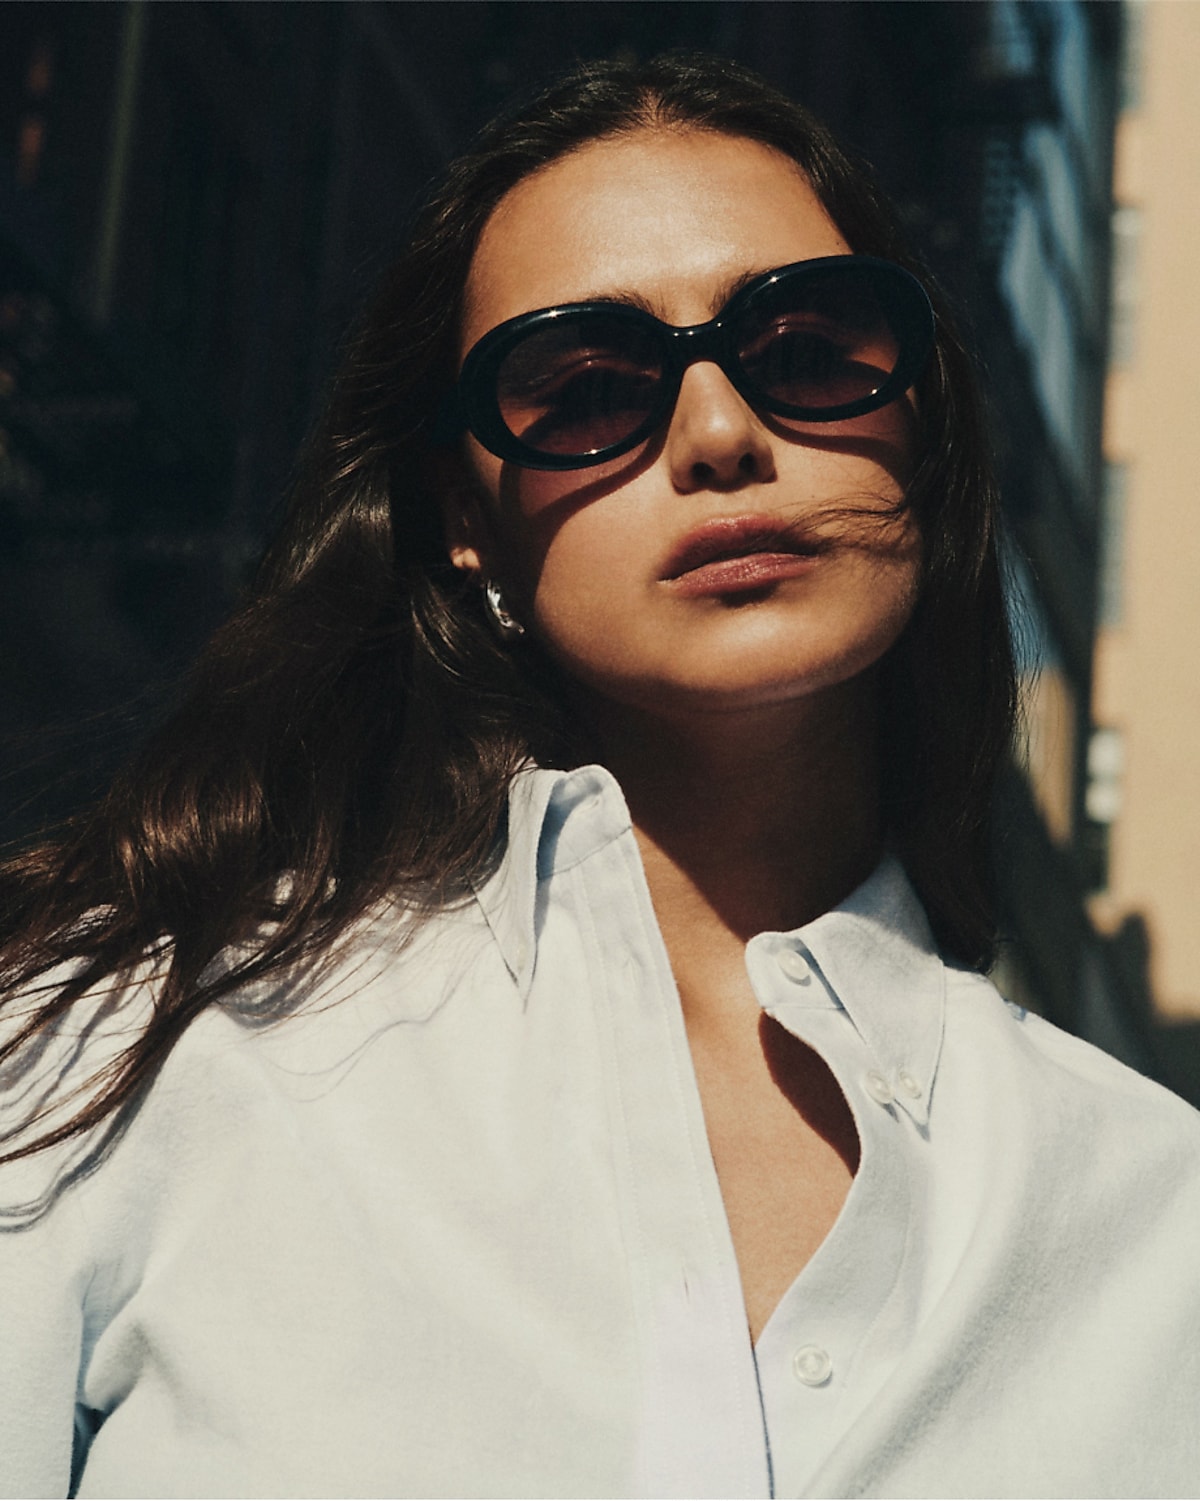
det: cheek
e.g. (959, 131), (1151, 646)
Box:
(488, 454), (656, 600)
(876, 548), (922, 644)
(863, 521), (923, 659)
(459, 443), (563, 588)
(799, 502), (922, 680)
(529, 509), (648, 633)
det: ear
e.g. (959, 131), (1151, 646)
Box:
(431, 451), (490, 578)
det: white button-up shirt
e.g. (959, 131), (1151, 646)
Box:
(3, 763), (1200, 1498)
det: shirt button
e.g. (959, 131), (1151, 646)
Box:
(864, 1070), (894, 1106)
(514, 939), (529, 971)
(792, 1344), (833, 1387)
(775, 948), (812, 984)
(897, 1069), (922, 1099)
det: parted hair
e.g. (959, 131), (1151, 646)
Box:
(0, 53), (1015, 1167)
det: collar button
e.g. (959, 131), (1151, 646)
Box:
(898, 1068), (922, 1099)
(775, 948), (812, 984)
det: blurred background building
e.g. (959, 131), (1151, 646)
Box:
(1, 1), (1194, 1097)
(1089, 0), (1200, 1098)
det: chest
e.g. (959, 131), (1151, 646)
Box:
(680, 977), (860, 1344)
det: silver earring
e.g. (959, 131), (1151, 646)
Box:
(483, 579), (526, 642)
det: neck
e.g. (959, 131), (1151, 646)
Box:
(581, 679), (885, 949)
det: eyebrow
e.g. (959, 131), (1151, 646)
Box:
(565, 265), (778, 324)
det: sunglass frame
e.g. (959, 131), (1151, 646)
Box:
(446, 255), (936, 472)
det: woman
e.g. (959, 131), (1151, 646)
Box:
(2, 54), (1198, 1500)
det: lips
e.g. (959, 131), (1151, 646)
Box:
(661, 515), (821, 583)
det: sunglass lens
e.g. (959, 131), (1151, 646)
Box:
(495, 314), (664, 458)
(737, 268), (904, 414)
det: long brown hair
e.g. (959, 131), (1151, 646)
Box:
(0, 54), (1015, 1169)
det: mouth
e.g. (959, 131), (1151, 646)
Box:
(661, 515), (823, 594)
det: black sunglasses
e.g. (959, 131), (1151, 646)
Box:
(442, 255), (935, 471)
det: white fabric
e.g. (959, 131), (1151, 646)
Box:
(2, 763), (1200, 1499)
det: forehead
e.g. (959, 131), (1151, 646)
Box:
(462, 128), (851, 348)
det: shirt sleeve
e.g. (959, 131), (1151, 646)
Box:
(0, 964), (147, 1499)
(0, 1185), (89, 1499)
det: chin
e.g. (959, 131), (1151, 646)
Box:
(657, 631), (900, 706)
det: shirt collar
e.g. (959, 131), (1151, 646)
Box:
(784, 857), (946, 1126)
(468, 764), (564, 997)
(470, 763), (633, 992)
(471, 766), (947, 1123)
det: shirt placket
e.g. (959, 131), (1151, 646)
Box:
(565, 822), (772, 1500)
(745, 935), (922, 1498)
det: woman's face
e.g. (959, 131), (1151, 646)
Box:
(450, 128), (921, 721)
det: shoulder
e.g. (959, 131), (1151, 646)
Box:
(912, 965), (1200, 1407)
(944, 963), (1193, 1111)
(937, 964), (1200, 1211)
(0, 948), (163, 1219)
(0, 891), (503, 1224)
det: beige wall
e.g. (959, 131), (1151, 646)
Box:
(1092, 0), (1200, 1018)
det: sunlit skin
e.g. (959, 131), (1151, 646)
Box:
(445, 129), (925, 1343)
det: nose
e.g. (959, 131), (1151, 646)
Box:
(665, 361), (777, 492)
